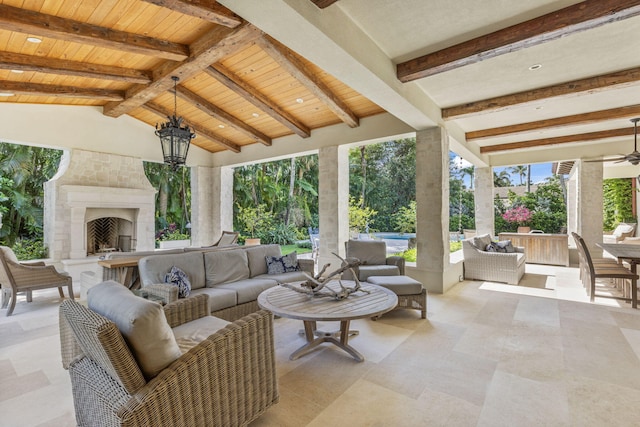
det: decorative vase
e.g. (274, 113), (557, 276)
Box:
(245, 238), (261, 246)
(517, 226), (531, 234)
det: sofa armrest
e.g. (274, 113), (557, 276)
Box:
(143, 283), (178, 305)
(163, 294), (210, 328)
(298, 258), (314, 275)
(386, 256), (406, 275)
(515, 246), (525, 254)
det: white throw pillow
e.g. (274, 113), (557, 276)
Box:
(88, 281), (182, 379)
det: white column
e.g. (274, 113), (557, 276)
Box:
(410, 127), (459, 293)
(474, 167), (494, 236)
(191, 166), (234, 246)
(318, 145), (350, 269)
(576, 160), (603, 256)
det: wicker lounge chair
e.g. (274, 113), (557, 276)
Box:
(0, 245), (73, 316)
(59, 281), (278, 426)
(462, 234), (526, 285)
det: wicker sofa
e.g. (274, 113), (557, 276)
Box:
(462, 234), (526, 285)
(138, 244), (314, 321)
(59, 280), (278, 427)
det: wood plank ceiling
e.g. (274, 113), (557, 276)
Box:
(0, 0), (383, 154)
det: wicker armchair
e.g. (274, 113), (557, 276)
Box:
(462, 235), (526, 285)
(59, 282), (278, 427)
(0, 245), (73, 316)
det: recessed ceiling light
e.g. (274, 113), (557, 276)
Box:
(535, 106), (544, 110)
(0, 93), (15, 97)
(218, 124), (225, 128)
(528, 64), (542, 71)
(10, 69), (24, 74)
(296, 98), (304, 104)
(27, 37), (42, 43)
(252, 112), (260, 118)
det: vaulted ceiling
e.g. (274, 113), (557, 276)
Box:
(2, 0), (640, 174)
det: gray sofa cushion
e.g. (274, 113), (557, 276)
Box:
(216, 278), (278, 304)
(245, 244), (282, 277)
(253, 270), (310, 283)
(472, 234), (493, 251)
(204, 249), (250, 286)
(358, 265), (399, 281)
(139, 252), (206, 290)
(189, 287), (238, 312)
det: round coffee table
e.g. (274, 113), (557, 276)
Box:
(258, 280), (397, 362)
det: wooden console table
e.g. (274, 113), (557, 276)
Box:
(498, 233), (569, 266)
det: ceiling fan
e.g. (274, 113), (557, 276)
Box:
(587, 117), (640, 165)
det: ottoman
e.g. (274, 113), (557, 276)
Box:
(366, 275), (426, 319)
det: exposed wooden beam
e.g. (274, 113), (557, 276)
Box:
(103, 22), (262, 118)
(176, 86), (272, 146)
(480, 127), (634, 154)
(0, 80), (124, 100)
(143, 102), (241, 153)
(140, 0), (242, 27)
(0, 51), (152, 84)
(443, 67), (640, 120)
(205, 63), (311, 138)
(0, 4), (189, 62)
(467, 105), (640, 141)
(257, 35), (359, 128)
(397, 0), (640, 82)
(310, 0), (340, 8)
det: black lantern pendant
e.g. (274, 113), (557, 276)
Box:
(155, 76), (195, 170)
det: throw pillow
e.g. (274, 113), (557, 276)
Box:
(266, 252), (300, 274)
(496, 240), (515, 253)
(164, 266), (191, 298)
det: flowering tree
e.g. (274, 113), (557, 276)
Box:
(502, 206), (532, 226)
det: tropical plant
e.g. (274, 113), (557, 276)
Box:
(493, 170), (512, 187)
(11, 237), (48, 260)
(348, 196), (377, 234)
(156, 223), (190, 242)
(603, 178), (634, 230)
(509, 165), (529, 186)
(0, 142), (62, 247)
(393, 201), (416, 233)
(144, 161), (191, 235)
(261, 223), (299, 245)
(237, 204), (274, 238)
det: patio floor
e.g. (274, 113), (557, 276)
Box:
(1, 263), (639, 426)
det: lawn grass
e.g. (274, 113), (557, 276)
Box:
(280, 244), (312, 255)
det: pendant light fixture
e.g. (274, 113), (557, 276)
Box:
(155, 76), (195, 170)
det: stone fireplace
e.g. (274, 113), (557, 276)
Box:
(44, 149), (156, 261)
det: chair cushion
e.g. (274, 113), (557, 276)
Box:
(204, 249), (250, 286)
(358, 265), (399, 281)
(485, 240), (515, 253)
(346, 240), (387, 265)
(613, 223), (635, 237)
(266, 252), (300, 274)
(473, 234), (493, 251)
(172, 316), (230, 353)
(87, 281), (182, 379)
(164, 266), (191, 298)
(367, 275), (423, 296)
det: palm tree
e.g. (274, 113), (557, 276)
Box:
(493, 170), (512, 187)
(510, 165), (528, 185)
(460, 166), (475, 189)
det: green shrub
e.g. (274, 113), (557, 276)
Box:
(12, 238), (48, 260)
(261, 223), (298, 245)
